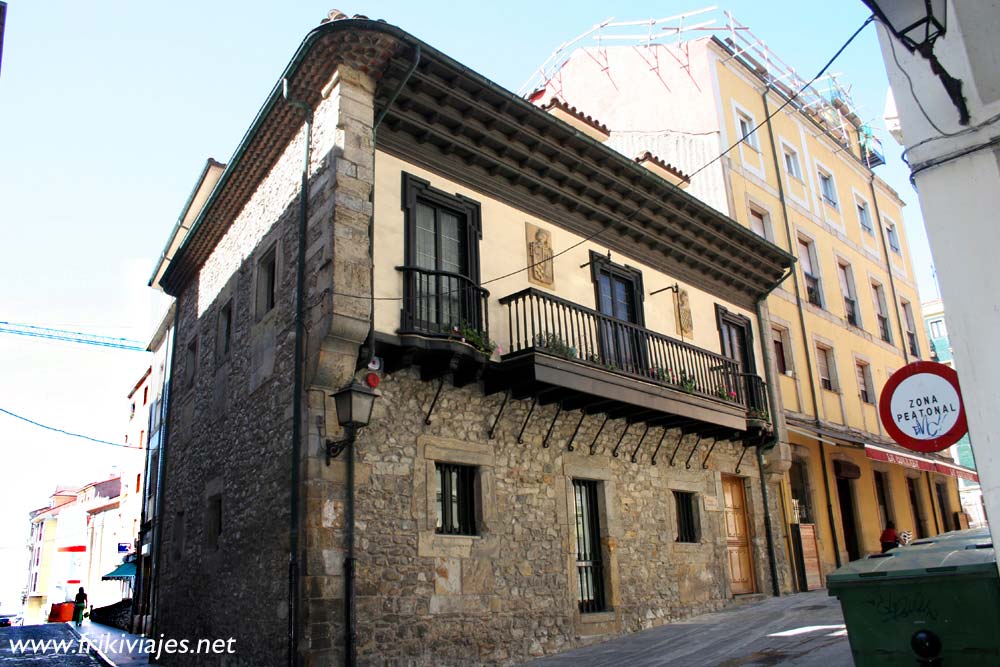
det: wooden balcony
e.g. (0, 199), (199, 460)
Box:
(486, 288), (770, 436)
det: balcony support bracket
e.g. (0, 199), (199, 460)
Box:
(650, 427), (670, 465)
(517, 396), (538, 444)
(588, 415), (609, 455)
(669, 431), (688, 467)
(701, 436), (721, 470)
(630, 424), (651, 463)
(487, 390), (509, 440)
(685, 435), (705, 469)
(424, 377), (446, 426)
(541, 404), (563, 449)
(735, 444), (751, 474)
(611, 422), (631, 458)
(566, 411), (586, 452)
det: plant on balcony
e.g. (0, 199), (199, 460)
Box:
(586, 353), (617, 371)
(649, 366), (679, 384)
(675, 369), (697, 394)
(451, 324), (496, 356)
(747, 408), (770, 422)
(713, 384), (739, 402)
(534, 333), (577, 360)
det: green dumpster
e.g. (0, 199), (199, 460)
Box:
(827, 528), (1000, 666)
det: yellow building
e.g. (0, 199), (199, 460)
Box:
(534, 10), (969, 588)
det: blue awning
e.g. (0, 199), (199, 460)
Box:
(101, 562), (135, 581)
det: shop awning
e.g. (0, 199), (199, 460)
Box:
(864, 444), (979, 483)
(101, 562), (135, 581)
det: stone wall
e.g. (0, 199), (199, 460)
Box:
(340, 365), (777, 666)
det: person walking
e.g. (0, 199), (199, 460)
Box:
(73, 587), (88, 627)
(879, 521), (899, 553)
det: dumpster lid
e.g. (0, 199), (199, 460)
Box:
(828, 529), (995, 588)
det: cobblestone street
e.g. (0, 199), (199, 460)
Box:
(520, 591), (852, 667)
(0, 624), (103, 666)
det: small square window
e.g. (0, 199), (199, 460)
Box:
(674, 491), (700, 543)
(856, 362), (874, 404)
(857, 202), (874, 234)
(435, 463), (477, 535)
(819, 171), (838, 208)
(738, 113), (759, 150)
(783, 149), (802, 180)
(256, 245), (277, 318)
(217, 300), (233, 361)
(816, 345), (836, 391)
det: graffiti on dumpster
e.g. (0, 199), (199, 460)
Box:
(865, 591), (938, 623)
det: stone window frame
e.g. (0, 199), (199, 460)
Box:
(414, 435), (499, 559)
(673, 490), (701, 543)
(253, 239), (280, 323)
(562, 460), (621, 635)
(669, 476), (711, 551)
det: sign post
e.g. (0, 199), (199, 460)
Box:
(879, 361), (968, 453)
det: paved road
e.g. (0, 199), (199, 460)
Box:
(0, 623), (103, 665)
(520, 591), (852, 667)
(76, 620), (149, 666)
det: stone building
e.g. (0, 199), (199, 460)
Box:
(150, 14), (799, 667)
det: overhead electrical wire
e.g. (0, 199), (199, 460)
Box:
(328, 15), (876, 305)
(0, 407), (139, 450)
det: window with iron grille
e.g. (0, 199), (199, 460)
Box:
(674, 491), (700, 543)
(573, 479), (606, 613)
(435, 463), (477, 536)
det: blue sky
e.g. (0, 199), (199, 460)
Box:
(0, 1), (935, 611)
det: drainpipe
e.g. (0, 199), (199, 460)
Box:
(754, 268), (792, 598)
(347, 47), (421, 667)
(762, 87), (842, 567)
(283, 78), (312, 667)
(867, 175), (910, 364)
(149, 303), (179, 634)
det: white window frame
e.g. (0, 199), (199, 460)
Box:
(783, 145), (802, 180)
(817, 167), (839, 209)
(797, 234), (823, 309)
(815, 344), (838, 392)
(736, 110), (760, 151)
(885, 219), (901, 254)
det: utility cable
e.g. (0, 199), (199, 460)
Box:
(0, 407), (139, 450)
(686, 15), (874, 182)
(327, 16), (874, 305)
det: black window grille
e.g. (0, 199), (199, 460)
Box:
(674, 491), (699, 543)
(435, 463), (477, 536)
(573, 479), (606, 613)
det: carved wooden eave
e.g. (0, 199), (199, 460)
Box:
(160, 19), (795, 306)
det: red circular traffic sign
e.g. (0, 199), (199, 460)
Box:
(879, 361), (967, 453)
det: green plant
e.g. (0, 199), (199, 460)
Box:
(535, 332), (577, 359)
(649, 366), (678, 384)
(747, 408), (770, 421)
(677, 369), (697, 393)
(452, 323), (496, 356)
(713, 384), (739, 402)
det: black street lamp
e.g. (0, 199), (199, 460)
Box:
(325, 380), (378, 463)
(862, 0), (970, 125)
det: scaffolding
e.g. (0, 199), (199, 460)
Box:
(520, 7), (885, 166)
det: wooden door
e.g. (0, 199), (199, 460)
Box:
(798, 524), (823, 590)
(722, 475), (756, 595)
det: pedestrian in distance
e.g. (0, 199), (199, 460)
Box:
(879, 520), (899, 553)
(73, 587), (88, 627)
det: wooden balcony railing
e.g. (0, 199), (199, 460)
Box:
(397, 266), (490, 342)
(498, 287), (768, 416)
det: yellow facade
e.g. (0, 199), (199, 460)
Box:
(707, 40), (964, 580)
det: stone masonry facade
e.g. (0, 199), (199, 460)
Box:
(154, 52), (789, 666)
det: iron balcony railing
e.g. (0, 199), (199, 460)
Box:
(499, 287), (768, 417)
(877, 314), (891, 343)
(844, 297), (859, 327)
(398, 266), (490, 343)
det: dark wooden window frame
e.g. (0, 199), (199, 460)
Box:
(573, 479), (607, 614)
(674, 490), (700, 543)
(715, 305), (756, 371)
(435, 462), (477, 536)
(588, 250), (645, 326)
